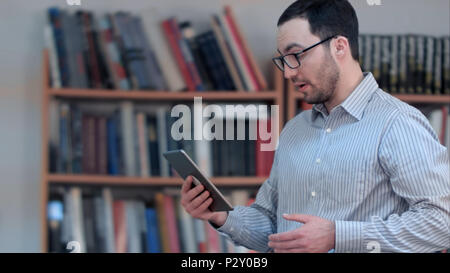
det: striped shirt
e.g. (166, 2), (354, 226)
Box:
(217, 72), (450, 253)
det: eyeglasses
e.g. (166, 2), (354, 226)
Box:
(272, 35), (336, 72)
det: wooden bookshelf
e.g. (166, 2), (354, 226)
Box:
(40, 50), (285, 252)
(287, 81), (450, 119)
(47, 174), (266, 187)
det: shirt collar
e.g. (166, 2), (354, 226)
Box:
(311, 72), (378, 121)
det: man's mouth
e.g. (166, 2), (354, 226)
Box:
(295, 82), (309, 92)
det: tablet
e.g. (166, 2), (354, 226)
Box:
(163, 149), (234, 212)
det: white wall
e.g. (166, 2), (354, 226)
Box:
(0, 0), (448, 252)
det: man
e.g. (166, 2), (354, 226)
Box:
(180, 0), (449, 253)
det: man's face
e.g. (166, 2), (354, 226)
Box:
(277, 18), (340, 105)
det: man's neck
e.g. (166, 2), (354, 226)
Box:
(324, 65), (364, 114)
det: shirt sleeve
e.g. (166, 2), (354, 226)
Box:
(335, 109), (450, 253)
(214, 150), (280, 252)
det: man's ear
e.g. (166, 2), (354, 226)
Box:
(333, 36), (349, 58)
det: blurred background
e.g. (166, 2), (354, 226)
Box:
(0, 0), (448, 252)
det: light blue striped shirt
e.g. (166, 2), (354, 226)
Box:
(217, 72), (450, 253)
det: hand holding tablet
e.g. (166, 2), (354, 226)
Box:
(163, 149), (233, 212)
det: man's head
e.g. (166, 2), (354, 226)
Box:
(275, 0), (360, 105)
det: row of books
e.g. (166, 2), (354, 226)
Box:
(49, 100), (275, 177)
(358, 34), (450, 95)
(47, 186), (257, 253)
(45, 6), (267, 92)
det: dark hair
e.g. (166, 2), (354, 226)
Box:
(277, 0), (359, 61)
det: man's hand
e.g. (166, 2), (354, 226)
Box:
(180, 175), (228, 227)
(268, 214), (335, 253)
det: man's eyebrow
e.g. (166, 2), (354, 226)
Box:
(280, 42), (305, 54)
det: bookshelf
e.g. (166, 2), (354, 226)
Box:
(40, 49), (285, 252)
(287, 82), (450, 119)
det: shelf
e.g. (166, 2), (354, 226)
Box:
(47, 174), (266, 186)
(290, 90), (450, 104)
(392, 94), (450, 104)
(47, 88), (279, 101)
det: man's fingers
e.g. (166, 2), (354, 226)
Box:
(268, 238), (303, 250)
(273, 248), (308, 253)
(181, 176), (193, 194)
(187, 190), (210, 212)
(183, 183), (205, 204)
(268, 229), (301, 242)
(191, 197), (213, 216)
(282, 213), (313, 223)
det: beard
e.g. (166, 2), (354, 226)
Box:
(302, 51), (340, 105)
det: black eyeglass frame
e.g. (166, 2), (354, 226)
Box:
(272, 35), (337, 71)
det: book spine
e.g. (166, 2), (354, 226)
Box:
(443, 37), (450, 95)
(424, 36), (435, 94)
(416, 35), (425, 94)
(433, 37), (443, 94)
(398, 35), (408, 93)
(44, 24), (61, 88)
(211, 15), (244, 90)
(380, 36), (391, 91)
(407, 35), (417, 94)
(372, 35), (381, 83)
(389, 35), (399, 93)
(225, 6), (267, 90)
(97, 117), (108, 174)
(48, 7), (69, 87)
(218, 14), (252, 91)
(223, 11), (259, 91)
(170, 18), (204, 91)
(133, 17), (167, 90)
(161, 18), (196, 91)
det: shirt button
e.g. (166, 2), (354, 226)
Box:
(230, 227), (234, 232)
(326, 128), (332, 133)
(316, 158), (321, 164)
(311, 191), (316, 197)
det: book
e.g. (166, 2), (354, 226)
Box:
(44, 24), (61, 88)
(155, 193), (170, 252)
(443, 37), (450, 95)
(433, 37), (443, 94)
(217, 13), (253, 91)
(145, 206), (161, 253)
(136, 112), (149, 177)
(179, 21), (214, 91)
(389, 35), (399, 93)
(163, 193), (181, 253)
(47, 199), (64, 252)
(141, 10), (186, 91)
(113, 200), (127, 253)
(132, 16), (167, 90)
(407, 35), (417, 94)
(211, 15), (244, 90)
(161, 18), (196, 91)
(424, 36), (435, 94)
(225, 6), (267, 90)
(372, 35), (381, 83)
(120, 101), (137, 176)
(175, 195), (197, 253)
(98, 15), (130, 90)
(113, 12), (151, 90)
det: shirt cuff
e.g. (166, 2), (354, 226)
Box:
(215, 207), (244, 239)
(334, 220), (365, 253)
